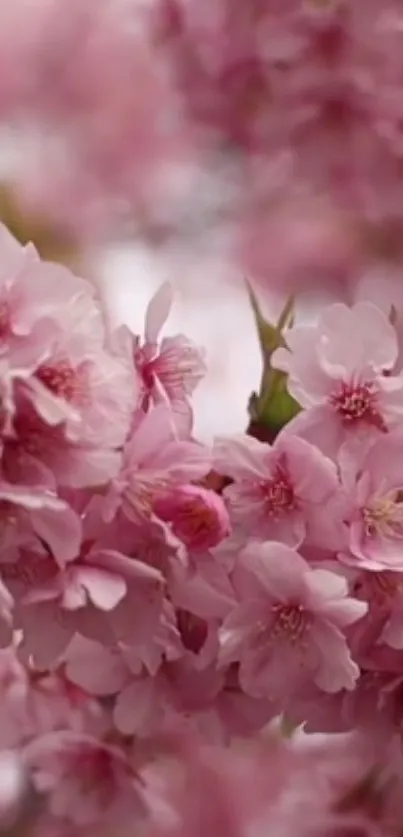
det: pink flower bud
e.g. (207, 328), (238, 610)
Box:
(155, 484), (231, 551)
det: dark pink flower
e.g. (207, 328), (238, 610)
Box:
(154, 484), (230, 551)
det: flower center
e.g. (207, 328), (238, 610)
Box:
(1, 553), (58, 587)
(329, 381), (387, 431)
(362, 492), (403, 539)
(177, 497), (216, 536)
(270, 604), (309, 645)
(124, 477), (168, 521)
(177, 609), (208, 654)
(259, 464), (296, 518)
(69, 745), (116, 802)
(36, 359), (89, 405)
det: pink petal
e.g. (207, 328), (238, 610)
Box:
(0, 483), (65, 512)
(277, 434), (338, 502)
(65, 637), (129, 695)
(310, 621), (360, 693)
(24, 377), (81, 427)
(76, 567), (126, 610)
(241, 542), (307, 601)
(114, 678), (158, 736)
(32, 506), (82, 565)
(214, 435), (270, 480)
(145, 282), (173, 344)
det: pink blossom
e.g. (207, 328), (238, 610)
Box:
(338, 432), (403, 571)
(219, 541), (366, 704)
(0, 224), (103, 368)
(105, 404), (211, 525)
(273, 302), (403, 457)
(134, 283), (206, 411)
(25, 731), (147, 830)
(10, 528), (165, 668)
(214, 430), (342, 548)
(154, 484), (230, 551)
(4, 386), (123, 489)
(22, 325), (136, 450)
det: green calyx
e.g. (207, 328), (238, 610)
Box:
(246, 282), (301, 434)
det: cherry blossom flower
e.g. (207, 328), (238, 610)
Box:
(154, 484), (230, 552)
(219, 542), (366, 706)
(338, 432), (403, 571)
(273, 302), (403, 457)
(22, 325), (136, 449)
(214, 430), (342, 548)
(105, 404), (211, 525)
(15, 546), (164, 669)
(3, 386), (123, 489)
(0, 225), (103, 369)
(133, 283), (206, 412)
(25, 731), (147, 830)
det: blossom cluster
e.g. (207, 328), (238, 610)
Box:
(0, 220), (402, 835)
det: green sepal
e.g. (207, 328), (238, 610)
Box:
(246, 281), (301, 432)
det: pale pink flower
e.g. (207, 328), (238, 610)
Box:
(0, 224), (138, 457)
(214, 431), (341, 548)
(13, 537), (164, 668)
(4, 386), (122, 489)
(0, 648), (105, 750)
(154, 484), (230, 551)
(219, 542), (366, 704)
(23, 329), (136, 450)
(25, 731), (147, 829)
(105, 404), (211, 525)
(0, 224), (103, 369)
(134, 283), (206, 411)
(274, 302), (403, 457)
(338, 432), (403, 570)
(64, 640), (169, 738)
